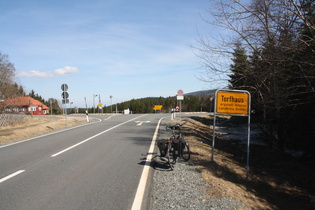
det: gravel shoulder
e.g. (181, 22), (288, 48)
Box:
(150, 117), (248, 210)
(151, 160), (248, 210)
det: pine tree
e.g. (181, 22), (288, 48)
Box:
(228, 43), (250, 89)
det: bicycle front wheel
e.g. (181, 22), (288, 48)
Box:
(182, 142), (190, 161)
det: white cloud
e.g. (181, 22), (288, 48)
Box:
(16, 66), (80, 78)
(16, 70), (54, 78)
(54, 66), (80, 76)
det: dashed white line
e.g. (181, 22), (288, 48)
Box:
(0, 170), (25, 184)
(135, 121), (151, 126)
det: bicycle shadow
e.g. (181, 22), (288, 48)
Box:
(151, 156), (173, 171)
(137, 153), (172, 171)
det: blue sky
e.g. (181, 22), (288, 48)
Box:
(1, 0), (225, 108)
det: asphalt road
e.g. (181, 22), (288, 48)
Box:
(0, 113), (169, 210)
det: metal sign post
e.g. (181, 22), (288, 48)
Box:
(212, 89), (251, 180)
(61, 84), (69, 126)
(176, 89), (184, 119)
(84, 97), (89, 122)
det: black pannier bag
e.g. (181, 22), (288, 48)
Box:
(157, 139), (168, 157)
(172, 137), (180, 158)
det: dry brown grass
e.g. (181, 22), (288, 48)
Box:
(0, 115), (86, 144)
(182, 115), (315, 210)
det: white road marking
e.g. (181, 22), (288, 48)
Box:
(0, 170), (25, 184)
(135, 121), (151, 126)
(51, 115), (146, 157)
(131, 117), (164, 210)
(104, 116), (113, 120)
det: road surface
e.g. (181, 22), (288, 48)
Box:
(0, 114), (168, 210)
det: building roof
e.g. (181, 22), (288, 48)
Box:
(41, 103), (49, 110)
(2, 96), (49, 110)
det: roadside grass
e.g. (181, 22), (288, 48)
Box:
(0, 116), (86, 144)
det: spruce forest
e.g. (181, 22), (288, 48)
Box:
(196, 0), (315, 155)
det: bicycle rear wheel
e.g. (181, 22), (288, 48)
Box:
(182, 142), (190, 161)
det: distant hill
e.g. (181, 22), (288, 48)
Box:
(184, 89), (217, 97)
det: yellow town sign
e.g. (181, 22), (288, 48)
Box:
(216, 91), (249, 115)
(153, 105), (163, 110)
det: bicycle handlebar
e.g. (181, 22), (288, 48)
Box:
(166, 122), (186, 131)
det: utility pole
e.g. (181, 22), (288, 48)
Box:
(110, 95), (113, 113)
(93, 94), (98, 114)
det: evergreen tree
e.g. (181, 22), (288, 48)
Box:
(228, 43), (250, 89)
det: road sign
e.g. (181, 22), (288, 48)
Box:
(98, 103), (103, 107)
(176, 106), (179, 111)
(62, 99), (69, 104)
(212, 89), (251, 180)
(61, 84), (68, 91)
(216, 91), (249, 115)
(62, 92), (69, 99)
(177, 89), (184, 96)
(177, 95), (184, 100)
(153, 105), (163, 110)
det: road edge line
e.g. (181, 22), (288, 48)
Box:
(51, 115), (146, 157)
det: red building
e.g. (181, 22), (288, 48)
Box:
(1, 96), (49, 115)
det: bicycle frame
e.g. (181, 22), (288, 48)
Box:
(165, 123), (190, 166)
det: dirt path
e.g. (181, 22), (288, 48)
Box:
(0, 115), (87, 144)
